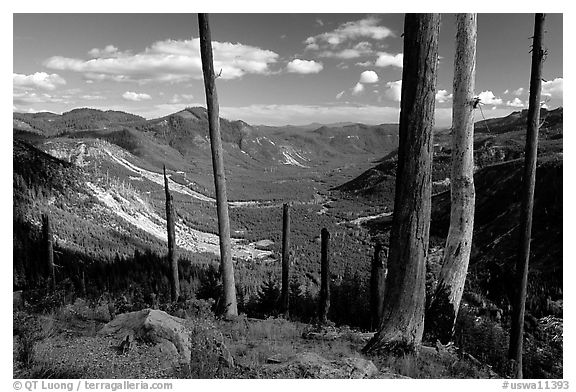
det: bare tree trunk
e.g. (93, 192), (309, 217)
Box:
(425, 13), (477, 344)
(198, 13), (238, 318)
(364, 13), (439, 353)
(42, 213), (55, 291)
(370, 243), (386, 331)
(164, 165), (180, 302)
(509, 13), (546, 379)
(319, 228), (330, 324)
(280, 203), (290, 317)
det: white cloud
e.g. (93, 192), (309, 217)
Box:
(542, 77), (563, 99)
(318, 49), (364, 59)
(384, 80), (402, 102)
(375, 52), (403, 68)
(352, 82), (365, 95)
(359, 70), (379, 84)
(435, 89), (453, 103)
(513, 87), (525, 96)
(478, 90), (503, 105)
(286, 59), (323, 74)
(305, 16), (395, 50)
(218, 104), (463, 128)
(336, 90), (345, 100)
(220, 104), (402, 126)
(503, 89), (510, 95)
(506, 97), (525, 108)
(122, 91), (152, 101)
(80, 94), (106, 101)
(88, 45), (124, 58)
(13, 91), (64, 105)
(169, 94), (195, 104)
(45, 37), (279, 83)
(13, 72), (66, 90)
(316, 42), (374, 60)
(13, 106), (56, 114)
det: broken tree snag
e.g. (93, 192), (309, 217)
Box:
(363, 13), (440, 354)
(280, 203), (290, 317)
(319, 227), (330, 324)
(42, 213), (55, 291)
(425, 13), (477, 344)
(164, 165), (180, 302)
(198, 13), (238, 317)
(370, 242), (386, 331)
(509, 13), (546, 379)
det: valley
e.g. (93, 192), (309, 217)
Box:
(13, 106), (563, 378)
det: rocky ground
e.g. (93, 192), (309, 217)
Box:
(14, 301), (500, 379)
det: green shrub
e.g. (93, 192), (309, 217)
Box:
(13, 312), (42, 368)
(454, 305), (509, 375)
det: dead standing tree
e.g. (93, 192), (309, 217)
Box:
(509, 13), (546, 379)
(363, 13), (440, 353)
(164, 165), (180, 302)
(319, 228), (330, 324)
(280, 203), (290, 317)
(42, 213), (55, 291)
(198, 13), (238, 317)
(425, 13), (477, 344)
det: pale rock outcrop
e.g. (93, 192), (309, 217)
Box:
(98, 309), (191, 362)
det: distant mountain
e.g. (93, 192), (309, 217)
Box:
(475, 107), (563, 134)
(337, 107), (563, 198)
(15, 106), (400, 173)
(13, 108), (145, 137)
(137, 107), (254, 155)
(256, 121), (359, 131)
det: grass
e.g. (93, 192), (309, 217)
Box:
(14, 296), (509, 379)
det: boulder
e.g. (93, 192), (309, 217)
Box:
(342, 357), (379, 378)
(98, 309), (191, 362)
(264, 351), (379, 378)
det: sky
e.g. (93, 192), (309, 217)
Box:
(13, 13), (563, 127)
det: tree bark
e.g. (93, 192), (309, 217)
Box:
(425, 13), (477, 344)
(363, 13), (439, 353)
(370, 243), (386, 331)
(198, 13), (238, 318)
(280, 203), (290, 317)
(319, 228), (330, 324)
(509, 13), (546, 379)
(42, 213), (55, 291)
(164, 165), (180, 302)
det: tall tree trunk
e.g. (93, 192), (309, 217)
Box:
(280, 203), (290, 317)
(425, 13), (477, 344)
(363, 13), (439, 353)
(319, 228), (330, 324)
(370, 243), (386, 331)
(198, 13), (238, 318)
(164, 165), (180, 302)
(509, 13), (546, 379)
(42, 213), (55, 291)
